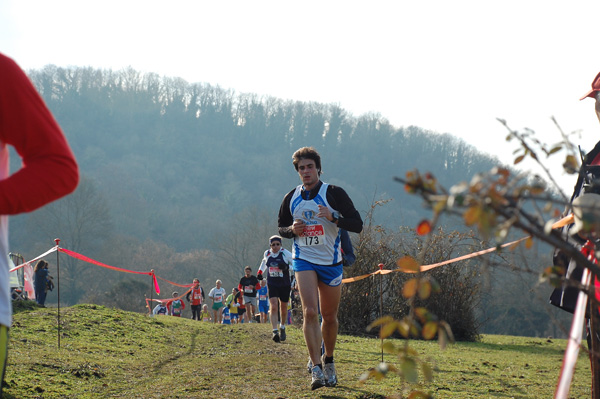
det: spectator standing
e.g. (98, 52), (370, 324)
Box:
(33, 260), (49, 307)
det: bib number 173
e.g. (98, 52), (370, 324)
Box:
(301, 236), (321, 246)
(298, 224), (325, 247)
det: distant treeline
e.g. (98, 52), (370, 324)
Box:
(5, 65), (560, 338)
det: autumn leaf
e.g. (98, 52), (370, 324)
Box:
(416, 220), (432, 236)
(414, 307), (430, 322)
(463, 205), (481, 226)
(398, 318), (411, 338)
(401, 358), (419, 383)
(397, 256), (420, 273)
(402, 278), (418, 298)
(367, 316), (396, 331)
(418, 280), (432, 299)
(422, 321), (438, 340)
(514, 154), (525, 164)
(381, 341), (399, 354)
(548, 145), (562, 155)
(525, 236), (534, 249)
(380, 320), (399, 339)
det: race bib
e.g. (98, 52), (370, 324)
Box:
(214, 295), (222, 302)
(259, 295), (267, 300)
(269, 266), (283, 278)
(244, 286), (253, 293)
(298, 224), (325, 246)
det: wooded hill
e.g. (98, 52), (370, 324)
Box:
(8, 66), (561, 337)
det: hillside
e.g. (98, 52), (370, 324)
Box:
(2, 303), (592, 398)
(5, 65), (562, 338)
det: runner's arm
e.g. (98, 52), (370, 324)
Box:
(327, 185), (363, 233)
(278, 189), (296, 238)
(257, 252), (268, 279)
(0, 54), (79, 214)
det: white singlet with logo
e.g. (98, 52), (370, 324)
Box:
(290, 183), (342, 265)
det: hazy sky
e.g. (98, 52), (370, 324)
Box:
(2, 0), (600, 186)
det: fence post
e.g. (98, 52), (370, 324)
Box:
(378, 263), (384, 363)
(54, 238), (61, 349)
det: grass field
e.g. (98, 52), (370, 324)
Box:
(1, 303), (592, 398)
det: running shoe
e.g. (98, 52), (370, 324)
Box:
(280, 327), (287, 341)
(322, 361), (338, 387)
(311, 365), (326, 390)
(272, 331), (280, 343)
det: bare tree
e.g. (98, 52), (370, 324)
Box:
(208, 207), (276, 288)
(26, 176), (112, 304)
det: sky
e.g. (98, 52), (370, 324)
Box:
(2, 0), (600, 188)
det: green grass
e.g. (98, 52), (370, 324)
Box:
(1, 303), (592, 398)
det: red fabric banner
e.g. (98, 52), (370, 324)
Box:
(58, 247), (160, 294)
(156, 275), (194, 288)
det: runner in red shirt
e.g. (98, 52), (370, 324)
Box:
(186, 278), (205, 321)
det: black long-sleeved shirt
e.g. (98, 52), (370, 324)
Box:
(278, 180), (362, 238)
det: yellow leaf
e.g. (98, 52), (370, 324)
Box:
(525, 236), (534, 249)
(398, 318), (411, 338)
(414, 307), (429, 322)
(463, 206), (480, 226)
(381, 341), (398, 354)
(422, 321), (438, 340)
(548, 145), (562, 155)
(380, 320), (398, 339)
(514, 154), (525, 164)
(401, 358), (419, 383)
(418, 280), (432, 299)
(403, 278), (418, 299)
(367, 316), (396, 331)
(397, 256), (421, 273)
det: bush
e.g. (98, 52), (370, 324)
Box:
(339, 218), (483, 341)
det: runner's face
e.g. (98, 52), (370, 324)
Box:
(297, 158), (319, 190)
(270, 241), (281, 253)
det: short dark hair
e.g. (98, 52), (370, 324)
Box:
(292, 147), (321, 175)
